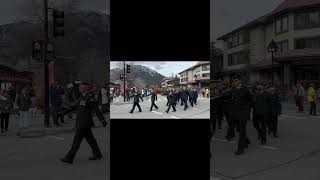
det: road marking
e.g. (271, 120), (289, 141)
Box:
(280, 115), (306, 119)
(213, 138), (280, 150)
(171, 116), (179, 119)
(260, 145), (280, 150)
(48, 136), (64, 140)
(151, 111), (164, 115)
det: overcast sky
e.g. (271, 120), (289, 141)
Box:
(110, 61), (200, 77)
(211, 0), (283, 45)
(0, 0), (109, 24)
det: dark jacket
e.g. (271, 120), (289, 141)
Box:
(270, 92), (281, 116)
(50, 86), (64, 106)
(62, 92), (106, 129)
(181, 90), (189, 100)
(130, 93), (143, 103)
(252, 91), (271, 115)
(0, 96), (13, 113)
(148, 92), (157, 102)
(16, 94), (32, 111)
(167, 92), (175, 104)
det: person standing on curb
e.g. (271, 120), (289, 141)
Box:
(0, 90), (14, 134)
(16, 88), (32, 129)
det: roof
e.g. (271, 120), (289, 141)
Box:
(274, 48), (320, 61)
(178, 61), (210, 74)
(217, 0), (320, 40)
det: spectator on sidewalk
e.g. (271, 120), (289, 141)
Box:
(296, 83), (305, 113)
(292, 85), (298, 107)
(99, 86), (108, 114)
(205, 87), (210, 98)
(307, 83), (317, 116)
(16, 88), (32, 129)
(0, 90), (14, 134)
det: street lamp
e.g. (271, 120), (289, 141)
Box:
(267, 39), (279, 85)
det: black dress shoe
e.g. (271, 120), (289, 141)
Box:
(60, 158), (73, 164)
(172, 110), (176, 112)
(129, 111), (133, 113)
(245, 138), (251, 145)
(234, 149), (244, 155)
(89, 156), (102, 160)
(273, 134), (278, 138)
(165, 111), (169, 113)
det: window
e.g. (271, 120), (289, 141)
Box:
(276, 40), (289, 52)
(227, 51), (249, 66)
(202, 64), (210, 71)
(295, 37), (320, 49)
(202, 73), (210, 78)
(227, 31), (249, 49)
(295, 11), (320, 29)
(275, 16), (289, 34)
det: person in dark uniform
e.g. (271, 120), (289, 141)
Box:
(148, 88), (158, 111)
(268, 85), (281, 138)
(174, 89), (179, 106)
(129, 90), (143, 113)
(193, 88), (198, 105)
(59, 82), (108, 164)
(222, 84), (236, 141)
(252, 82), (270, 145)
(165, 90), (176, 113)
(188, 88), (195, 107)
(232, 75), (253, 155)
(181, 87), (189, 110)
(166, 88), (170, 106)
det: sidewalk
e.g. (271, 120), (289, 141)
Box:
(0, 113), (105, 138)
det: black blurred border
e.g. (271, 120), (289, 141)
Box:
(110, 0), (210, 179)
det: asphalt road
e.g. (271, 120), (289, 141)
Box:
(211, 103), (320, 180)
(110, 94), (210, 119)
(0, 125), (110, 180)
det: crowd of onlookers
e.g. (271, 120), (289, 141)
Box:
(293, 82), (319, 115)
(0, 81), (109, 135)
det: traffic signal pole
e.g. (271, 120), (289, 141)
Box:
(123, 61), (126, 102)
(44, 0), (50, 127)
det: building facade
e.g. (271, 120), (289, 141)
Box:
(218, 0), (320, 87)
(179, 61), (210, 88)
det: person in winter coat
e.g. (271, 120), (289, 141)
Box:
(0, 90), (14, 134)
(16, 88), (32, 129)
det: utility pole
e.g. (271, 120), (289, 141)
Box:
(43, 0), (50, 127)
(123, 61), (126, 102)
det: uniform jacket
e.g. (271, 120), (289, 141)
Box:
(130, 93), (143, 103)
(62, 92), (105, 129)
(307, 87), (317, 102)
(148, 92), (158, 102)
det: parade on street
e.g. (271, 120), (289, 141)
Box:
(110, 61), (211, 119)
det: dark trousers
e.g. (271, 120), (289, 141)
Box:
(189, 98), (194, 107)
(0, 113), (10, 131)
(52, 105), (63, 124)
(210, 118), (216, 140)
(102, 103), (108, 114)
(194, 97), (197, 105)
(130, 102), (142, 113)
(310, 102), (317, 115)
(271, 115), (278, 135)
(166, 103), (176, 112)
(298, 96), (304, 112)
(150, 101), (158, 110)
(234, 110), (250, 150)
(181, 99), (188, 110)
(252, 114), (267, 141)
(225, 112), (235, 137)
(65, 128), (102, 161)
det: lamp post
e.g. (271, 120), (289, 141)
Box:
(267, 39), (279, 85)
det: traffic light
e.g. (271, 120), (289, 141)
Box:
(53, 10), (64, 37)
(120, 74), (124, 81)
(126, 65), (131, 73)
(32, 40), (42, 59)
(47, 41), (55, 60)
